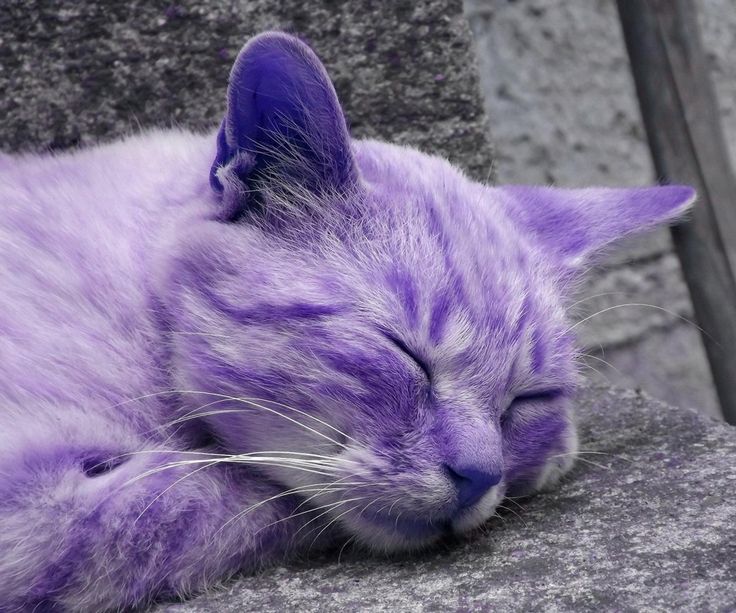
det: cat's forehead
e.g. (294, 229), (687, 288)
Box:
(343, 141), (570, 380)
(351, 141), (548, 304)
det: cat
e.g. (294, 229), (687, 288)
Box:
(0, 31), (695, 612)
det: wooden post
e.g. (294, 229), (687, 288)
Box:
(616, 0), (736, 424)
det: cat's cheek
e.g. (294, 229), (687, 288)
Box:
(502, 410), (579, 497)
(532, 423), (579, 492)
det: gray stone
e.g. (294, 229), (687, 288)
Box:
(0, 0), (492, 183)
(154, 384), (736, 612)
(584, 327), (718, 414)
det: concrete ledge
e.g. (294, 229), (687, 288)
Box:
(157, 384), (736, 612)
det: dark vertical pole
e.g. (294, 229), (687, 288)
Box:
(617, 0), (736, 424)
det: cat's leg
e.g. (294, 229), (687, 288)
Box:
(0, 408), (321, 612)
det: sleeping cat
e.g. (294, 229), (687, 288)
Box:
(0, 31), (694, 611)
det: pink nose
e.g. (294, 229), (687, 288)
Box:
(446, 464), (502, 509)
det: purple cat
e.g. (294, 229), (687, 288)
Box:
(0, 32), (694, 611)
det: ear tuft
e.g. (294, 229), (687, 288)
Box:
(501, 184), (696, 268)
(210, 32), (357, 220)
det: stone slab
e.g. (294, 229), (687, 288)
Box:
(155, 384), (736, 612)
(0, 0), (492, 182)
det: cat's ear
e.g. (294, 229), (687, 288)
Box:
(210, 32), (358, 220)
(501, 185), (696, 268)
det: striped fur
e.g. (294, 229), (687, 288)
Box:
(0, 32), (695, 611)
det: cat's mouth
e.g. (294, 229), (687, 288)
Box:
(355, 491), (502, 545)
(326, 475), (507, 550)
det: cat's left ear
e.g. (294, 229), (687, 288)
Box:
(210, 32), (358, 220)
(500, 185), (696, 269)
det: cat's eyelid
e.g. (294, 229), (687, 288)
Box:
(512, 389), (565, 403)
(381, 332), (432, 382)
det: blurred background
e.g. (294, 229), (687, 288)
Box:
(465, 0), (736, 420)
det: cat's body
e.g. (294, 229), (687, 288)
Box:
(0, 33), (694, 611)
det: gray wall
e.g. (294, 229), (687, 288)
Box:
(465, 0), (736, 418)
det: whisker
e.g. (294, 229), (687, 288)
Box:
(101, 448), (356, 467)
(372, 498), (399, 517)
(566, 291), (627, 313)
(552, 450), (634, 463)
(133, 459), (219, 524)
(253, 499), (355, 537)
(234, 395), (357, 444)
(496, 504), (529, 528)
(166, 394), (352, 450)
(180, 392), (356, 446)
(308, 504), (360, 553)
(337, 535), (357, 565)
(502, 497), (527, 512)
(580, 353), (623, 377)
(291, 478), (389, 515)
(387, 498), (402, 516)
(576, 360), (609, 383)
(393, 510), (404, 531)
(108, 389), (354, 448)
(214, 487), (356, 538)
(568, 303), (713, 344)
(160, 397), (234, 444)
(356, 495), (390, 518)
(165, 405), (346, 451)
(124, 455), (342, 487)
(556, 454), (611, 470)
(292, 498), (362, 544)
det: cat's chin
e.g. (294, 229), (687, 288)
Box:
(339, 509), (445, 553)
(341, 485), (505, 553)
(351, 521), (443, 554)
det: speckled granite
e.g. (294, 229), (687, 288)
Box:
(0, 0), (492, 182)
(155, 384), (736, 612)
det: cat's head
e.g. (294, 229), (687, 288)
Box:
(163, 32), (695, 551)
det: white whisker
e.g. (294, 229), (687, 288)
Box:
(108, 389), (354, 449)
(308, 504), (360, 552)
(568, 303), (711, 342)
(337, 535), (357, 565)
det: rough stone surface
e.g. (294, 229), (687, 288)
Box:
(0, 0), (492, 183)
(153, 385), (736, 612)
(464, 0), (734, 418)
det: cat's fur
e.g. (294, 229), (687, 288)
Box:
(0, 32), (694, 611)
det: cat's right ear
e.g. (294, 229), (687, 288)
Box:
(500, 184), (695, 271)
(209, 32), (358, 220)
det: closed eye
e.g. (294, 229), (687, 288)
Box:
(502, 389), (564, 427)
(383, 333), (432, 383)
(512, 389), (564, 405)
